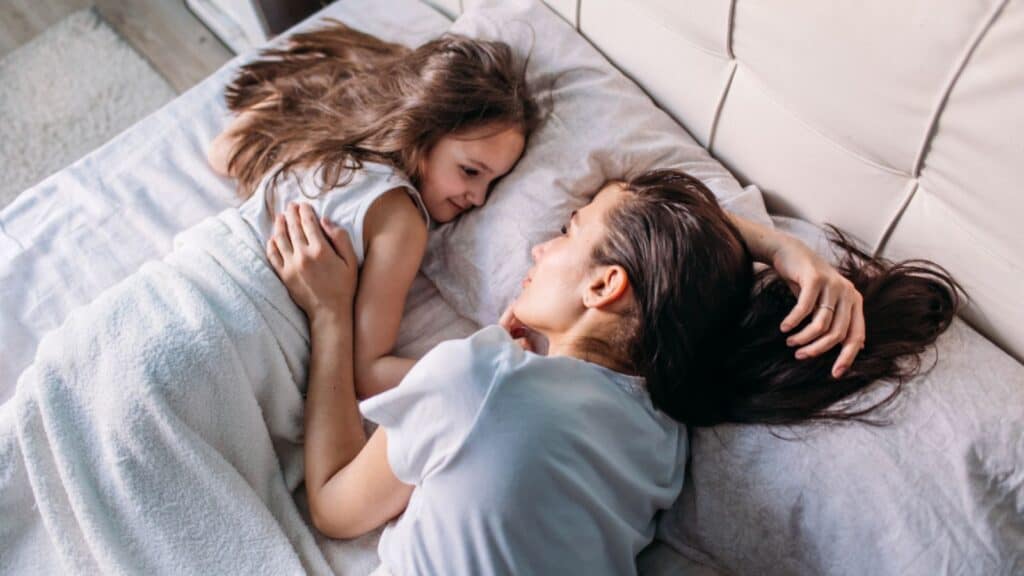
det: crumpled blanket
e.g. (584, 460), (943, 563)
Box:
(0, 210), (334, 574)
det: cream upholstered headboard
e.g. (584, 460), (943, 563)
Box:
(428, 0), (1024, 364)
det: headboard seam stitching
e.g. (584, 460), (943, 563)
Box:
(872, 179), (919, 257)
(707, 60), (738, 150)
(911, 0), (1009, 177)
(726, 0), (737, 59)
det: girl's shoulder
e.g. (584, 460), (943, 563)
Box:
(361, 186), (429, 250)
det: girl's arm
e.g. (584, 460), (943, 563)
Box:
(728, 212), (865, 378)
(352, 188), (428, 399)
(268, 203), (412, 539)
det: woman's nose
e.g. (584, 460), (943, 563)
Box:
(531, 242), (545, 262)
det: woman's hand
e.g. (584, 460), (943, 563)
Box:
(771, 238), (865, 378)
(499, 303), (535, 352)
(267, 202), (358, 322)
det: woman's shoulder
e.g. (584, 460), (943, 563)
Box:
(421, 326), (520, 377)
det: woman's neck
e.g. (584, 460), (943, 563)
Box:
(545, 332), (635, 376)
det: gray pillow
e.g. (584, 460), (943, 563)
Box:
(657, 216), (1024, 575)
(421, 0), (770, 327)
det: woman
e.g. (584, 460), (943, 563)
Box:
(272, 170), (956, 574)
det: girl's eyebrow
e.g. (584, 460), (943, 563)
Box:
(468, 159), (494, 174)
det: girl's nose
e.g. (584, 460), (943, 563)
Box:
(466, 185), (486, 207)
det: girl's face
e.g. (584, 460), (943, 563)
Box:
(512, 182), (628, 335)
(418, 123), (526, 223)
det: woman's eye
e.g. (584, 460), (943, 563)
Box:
(461, 166), (479, 177)
(560, 225), (568, 235)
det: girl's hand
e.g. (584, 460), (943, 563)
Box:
(267, 203), (358, 321)
(772, 238), (865, 378)
(499, 303), (535, 352)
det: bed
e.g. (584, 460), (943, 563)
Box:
(1, 0), (1021, 574)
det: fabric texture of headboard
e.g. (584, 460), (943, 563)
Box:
(428, 0), (1024, 364)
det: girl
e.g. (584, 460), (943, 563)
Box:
(269, 169), (955, 574)
(209, 21), (540, 400)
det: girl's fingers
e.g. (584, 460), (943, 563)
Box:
(273, 214), (292, 254)
(285, 203), (307, 250)
(780, 275), (822, 332)
(267, 237), (284, 270)
(832, 298), (866, 378)
(298, 203), (323, 252)
(320, 216), (356, 265)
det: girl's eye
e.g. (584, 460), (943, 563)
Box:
(461, 166), (479, 177)
(560, 225), (568, 235)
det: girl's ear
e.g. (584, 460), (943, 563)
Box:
(583, 265), (630, 310)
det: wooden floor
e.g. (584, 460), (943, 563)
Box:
(0, 0), (233, 94)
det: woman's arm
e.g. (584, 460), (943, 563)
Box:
(352, 189), (428, 399)
(727, 213), (789, 264)
(728, 212), (865, 378)
(268, 203), (412, 538)
(305, 319), (412, 538)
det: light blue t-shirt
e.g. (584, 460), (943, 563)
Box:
(359, 325), (687, 576)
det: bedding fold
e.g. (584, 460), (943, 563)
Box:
(0, 211), (332, 575)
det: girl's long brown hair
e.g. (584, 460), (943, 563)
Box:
(223, 20), (539, 197)
(596, 170), (961, 427)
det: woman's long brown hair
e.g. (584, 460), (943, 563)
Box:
(223, 20), (539, 198)
(596, 170), (961, 427)
(707, 229), (961, 426)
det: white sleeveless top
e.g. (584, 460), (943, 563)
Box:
(239, 161), (428, 266)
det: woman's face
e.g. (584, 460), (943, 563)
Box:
(418, 123), (526, 223)
(512, 182), (628, 334)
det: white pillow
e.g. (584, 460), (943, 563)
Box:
(421, 0), (770, 327)
(656, 217), (1024, 575)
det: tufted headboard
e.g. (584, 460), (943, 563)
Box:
(428, 0), (1024, 364)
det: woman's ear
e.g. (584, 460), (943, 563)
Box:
(583, 265), (630, 310)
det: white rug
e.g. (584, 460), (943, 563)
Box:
(0, 8), (176, 208)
